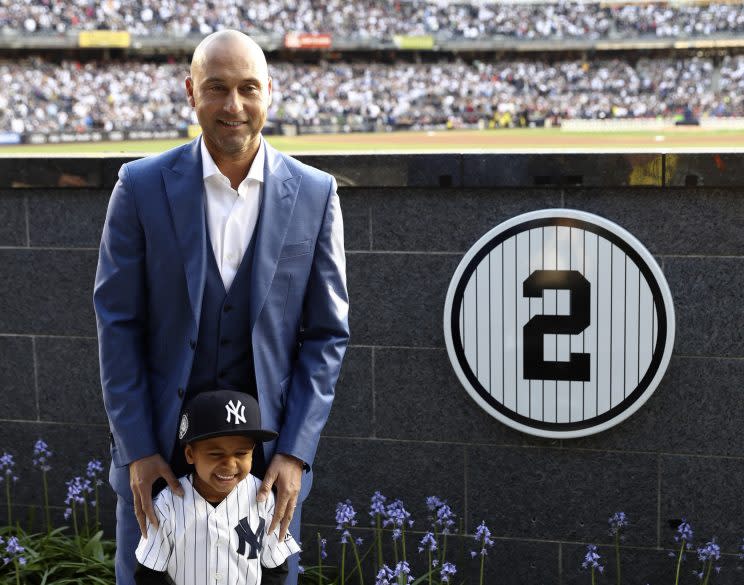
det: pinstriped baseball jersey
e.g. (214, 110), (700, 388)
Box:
(135, 474), (300, 585)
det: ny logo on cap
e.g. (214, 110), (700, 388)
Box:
(225, 399), (247, 425)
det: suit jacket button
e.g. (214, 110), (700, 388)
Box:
(177, 387), (184, 398)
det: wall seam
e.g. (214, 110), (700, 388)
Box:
(31, 336), (40, 421)
(23, 195), (30, 247)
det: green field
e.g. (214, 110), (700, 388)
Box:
(3, 127), (744, 155)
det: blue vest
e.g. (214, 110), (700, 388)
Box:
(186, 223), (258, 399)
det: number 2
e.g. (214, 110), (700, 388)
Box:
(523, 270), (590, 381)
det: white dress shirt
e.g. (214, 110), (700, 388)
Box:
(201, 137), (265, 291)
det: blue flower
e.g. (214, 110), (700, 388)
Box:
(471, 521), (494, 557)
(298, 565), (305, 574)
(335, 500), (357, 530)
(436, 503), (456, 534)
(86, 459), (104, 486)
(64, 476), (93, 519)
(383, 499), (413, 530)
(608, 512), (628, 536)
(738, 537), (744, 561)
(0, 452), (18, 483)
(440, 561), (457, 583)
(582, 544), (604, 573)
(418, 531), (437, 553)
(370, 491), (387, 519)
(340, 529), (351, 544)
(426, 496), (443, 511)
(392, 528), (402, 541)
(32, 439), (52, 472)
(697, 539), (720, 563)
(375, 565), (395, 585)
(320, 537), (327, 560)
(674, 519), (694, 551)
(355, 537), (363, 546)
(3, 536), (26, 567)
(394, 560), (413, 584)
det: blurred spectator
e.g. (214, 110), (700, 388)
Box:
(2, 56), (742, 135)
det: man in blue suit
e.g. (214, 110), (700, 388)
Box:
(94, 30), (349, 585)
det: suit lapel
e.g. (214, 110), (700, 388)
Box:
(162, 138), (207, 322)
(250, 142), (301, 329)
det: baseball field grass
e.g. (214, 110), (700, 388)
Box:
(2, 127), (744, 155)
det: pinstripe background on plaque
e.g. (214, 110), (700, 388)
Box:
(459, 226), (658, 424)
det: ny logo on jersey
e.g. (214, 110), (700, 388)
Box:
(234, 516), (265, 559)
(225, 400), (247, 425)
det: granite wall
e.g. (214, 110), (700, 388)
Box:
(0, 152), (742, 584)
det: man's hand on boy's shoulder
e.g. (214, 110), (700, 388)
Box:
(130, 453), (184, 537)
(256, 453), (304, 541)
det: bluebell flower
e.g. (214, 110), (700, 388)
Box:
(335, 500), (357, 530)
(582, 544), (604, 573)
(3, 536), (26, 567)
(394, 560), (413, 584)
(86, 459), (104, 486)
(418, 531), (437, 553)
(440, 561), (457, 583)
(375, 565), (395, 585)
(675, 519), (694, 549)
(426, 496), (443, 511)
(471, 521), (495, 557)
(0, 452), (18, 483)
(436, 503), (456, 534)
(738, 537), (744, 561)
(64, 476), (92, 519)
(320, 537), (327, 560)
(370, 491), (387, 520)
(392, 528), (402, 541)
(340, 529), (351, 545)
(432, 559), (439, 567)
(355, 537), (363, 546)
(298, 565), (304, 574)
(383, 499), (413, 530)
(32, 439), (52, 472)
(608, 512), (628, 536)
(696, 538), (721, 578)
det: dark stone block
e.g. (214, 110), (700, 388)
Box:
(463, 154), (662, 188)
(347, 253), (461, 347)
(467, 446), (658, 544)
(307, 438), (465, 530)
(571, 357), (744, 456)
(37, 337), (105, 424)
(28, 190), (109, 247)
(323, 346), (373, 438)
(0, 192), (26, 246)
(562, 543), (681, 585)
(565, 188), (744, 256)
(0, 157), (104, 189)
(665, 257), (744, 357)
(338, 190), (371, 251)
(297, 155), (463, 188)
(0, 250), (98, 336)
(374, 348), (559, 448)
(665, 153), (744, 187)
(0, 336), (36, 421)
(0, 421), (111, 511)
(463, 539), (559, 585)
(661, 455), (744, 553)
(370, 188), (561, 252)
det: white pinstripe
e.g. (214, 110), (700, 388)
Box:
(135, 474), (301, 585)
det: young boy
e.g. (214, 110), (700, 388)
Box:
(134, 390), (301, 585)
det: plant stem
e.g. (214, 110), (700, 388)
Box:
(480, 550), (485, 585)
(14, 559), (20, 585)
(83, 497), (90, 538)
(350, 537), (364, 585)
(376, 515), (383, 570)
(6, 478), (11, 527)
(614, 532), (621, 585)
(428, 549), (433, 585)
(317, 533), (323, 585)
(674, 542), (685, 585)
(701, 560), (712, 585)
(72, 501), (79, 541)
(42, 471), (51, 533)
(591, 566), (596, 585)
(94, 483), (100, 533)
(401, 526), (407, 563)
(340, 541), (346, 585)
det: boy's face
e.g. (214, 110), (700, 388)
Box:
(184, 435), (255, 503)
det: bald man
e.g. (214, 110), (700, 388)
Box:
(94, 30), (350, 585)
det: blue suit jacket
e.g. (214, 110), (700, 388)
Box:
(94, 137), (350, 499)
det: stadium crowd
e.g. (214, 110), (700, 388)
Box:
(3, 56), (744, 135)
(1, 0), (743, 40)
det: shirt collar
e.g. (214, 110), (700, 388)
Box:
(200, 135), (265, 189)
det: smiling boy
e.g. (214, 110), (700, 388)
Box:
(134, 390), (300, 585)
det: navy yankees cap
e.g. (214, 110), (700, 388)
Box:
(178, 390), (278, 445)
